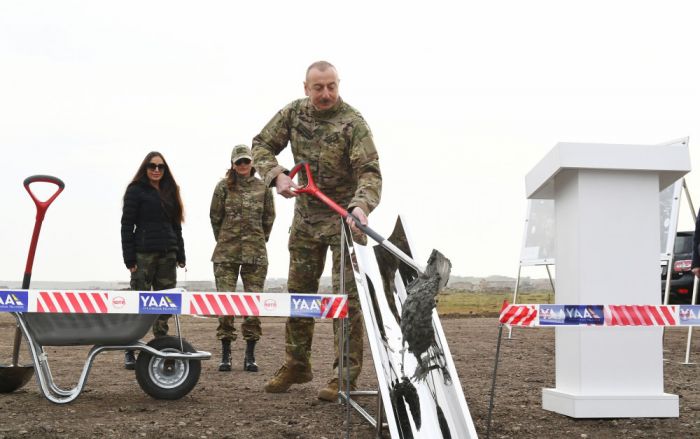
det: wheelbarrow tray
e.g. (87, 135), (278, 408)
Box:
(22, 313), (157, 346)
(13, 312), (209, 404)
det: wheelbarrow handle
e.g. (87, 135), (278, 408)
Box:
(22, 175), (65, 289)
(287, 162), (424, 274)
(10, 327), (22, 367)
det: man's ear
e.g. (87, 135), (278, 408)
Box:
(303, 81), (310, 96)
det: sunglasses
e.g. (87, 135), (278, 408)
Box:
(234, 158), (251, 166)
(147, 163), (166, 171)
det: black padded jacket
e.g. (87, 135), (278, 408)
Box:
(120, 181), (186, 268)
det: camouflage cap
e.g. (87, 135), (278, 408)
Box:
(231, 144), (253, 163)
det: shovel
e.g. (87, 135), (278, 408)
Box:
(0, 175), (64, 393)
(287, 161), (450, 287)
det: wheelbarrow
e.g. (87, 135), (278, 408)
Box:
(2, 175), (210, 403)
(13, 310), (210, 404)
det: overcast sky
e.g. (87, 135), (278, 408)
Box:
(2, 1), (700, 285)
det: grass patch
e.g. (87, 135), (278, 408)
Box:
(436, 290), (554, 316)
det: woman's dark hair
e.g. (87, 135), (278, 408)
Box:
(127, 151), (185, 223)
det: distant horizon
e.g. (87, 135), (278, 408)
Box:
(0, 273), (553, 288)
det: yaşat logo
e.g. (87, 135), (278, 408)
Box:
(264, 298), (277, 311)
(0, 292), (26, 307)
(539, 306), (566, 324)
(290, 295), (323, 317)
(139, 293), (182, 313)
(112, 296), (126, 308)
(0, 291), (28, 312)
(680, 306), (700, 322)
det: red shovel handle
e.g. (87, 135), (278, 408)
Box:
(288, 161), (318, 194)
(22, 175), (65, 288)
(288, 162), (351, 219)
(24, 175), (65, 210)
(287, 162), (424, 273)
(287, 162), (389, 245)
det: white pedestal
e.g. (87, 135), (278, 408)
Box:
(525, 142), (689, 418)
(542, 388), (679, 418)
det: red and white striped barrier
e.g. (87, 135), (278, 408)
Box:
(498, 303), (538, 327)
(0, 289), (347, 319)
(36, 290), (109, 314)
(605, 305), (678, 326)
(189, 293), (262, 316)
(499, 301), (700, 327)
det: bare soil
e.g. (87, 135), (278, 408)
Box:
(1, 313), (699, 438)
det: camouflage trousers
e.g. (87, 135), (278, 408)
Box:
(130, 251), (177, 337)
(213, 261), (267, 342)
(285, 226), (364, 382)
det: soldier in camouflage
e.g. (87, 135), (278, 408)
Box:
(252, 61), (382, 401)
(210, 144), (275, 372)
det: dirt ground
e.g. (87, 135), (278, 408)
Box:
(1, 313), (699, 438)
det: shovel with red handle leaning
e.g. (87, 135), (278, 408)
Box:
(0, 175), (64, 393)
(287, 161), (450, 287)
(288, 161), (454, 384)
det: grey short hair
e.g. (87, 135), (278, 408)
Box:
(305, 61), (336, 80)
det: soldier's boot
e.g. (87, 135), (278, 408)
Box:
(218, 340), (232, 372)
(243, 340), (258, 372)
(317, 377), (357, 402)
(264, 316), (314, 392)
(124, 350), (136, 370)
(263, 364), (313, 393)
(264, 350), (312, 393)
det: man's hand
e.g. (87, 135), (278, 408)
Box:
(275, 173), (300, 199)
(692, 267), (700, 278)
(346, 207), (368, 233)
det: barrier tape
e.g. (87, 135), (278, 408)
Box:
(499, 301), (700, 327)
(0, 289), (347, 319)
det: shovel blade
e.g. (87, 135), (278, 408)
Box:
(0, 365), (34, 393)
(424, 249), (452, 291)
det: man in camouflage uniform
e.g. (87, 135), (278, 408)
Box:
(252, 61), (382, 401)
(210, 144), (275, 372)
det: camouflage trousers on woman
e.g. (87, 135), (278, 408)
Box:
(130, 251), (177, 337)
(213, 261), (267, 342)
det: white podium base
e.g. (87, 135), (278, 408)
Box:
(542, 388), (679, 418)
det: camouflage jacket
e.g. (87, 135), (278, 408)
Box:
(252, 97), (382, 239)
(210, 174), (275, 265)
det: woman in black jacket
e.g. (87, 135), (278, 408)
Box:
(121, 151), (186, 369)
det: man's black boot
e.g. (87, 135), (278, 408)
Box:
(219, 339), (232, 372)
(243, 340), (258, 372)
(124, 350), (136, 370)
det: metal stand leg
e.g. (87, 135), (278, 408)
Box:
(679, 179), (697, 364)
(339, 223), (351, 438)
(680, 276), (699, 364)
(338, 305), (345, 397)
(375, 390), (383, 438)
(486, 324), (505, 439)
(174, 314), (184, 351)
(338, 222), (385, 438)
(507, 266), (522, 339)
(345, 316), (352, 439)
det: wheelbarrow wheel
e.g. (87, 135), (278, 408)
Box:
(135, 336), (201, 400)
